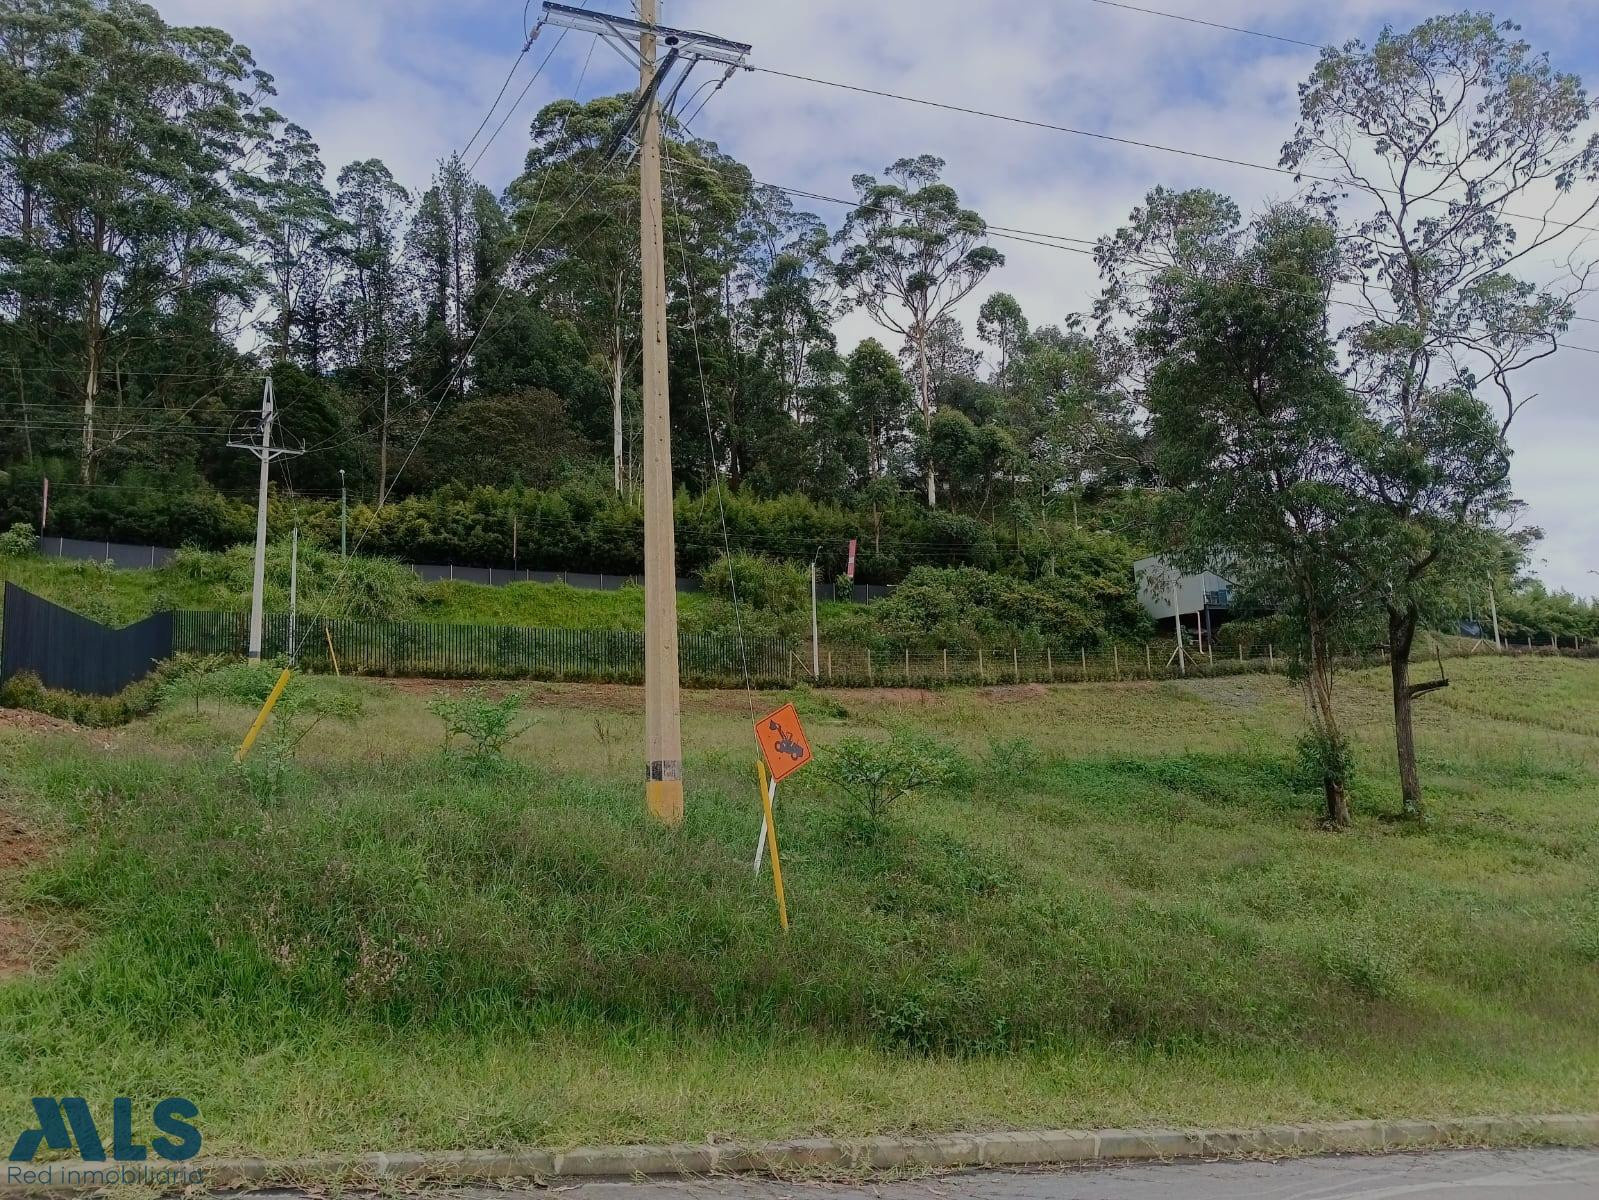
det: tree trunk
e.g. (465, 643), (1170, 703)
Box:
(612, 271), (626, 495)
(81, 301), (101, 484)
(1303, 615), (1349, 829)
(918, 330), (936, 507)
(1389, 606), (1425, 820)
(378, 372), (390, 507)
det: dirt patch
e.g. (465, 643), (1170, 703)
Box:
(0, 707), (80, 734)
(0, 809), (48, 873)
(374, 677), (790, 716)
(0, 808), (58, 980)
(981, 683), (1052, 703)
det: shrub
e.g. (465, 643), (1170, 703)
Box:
(428, 687), (528, 772)
(699, 552), (808, 613)
(823, 733), (957, 845)
(0, 521), (37, 557)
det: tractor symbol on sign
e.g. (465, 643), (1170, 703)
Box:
(768, 720), (805, 761)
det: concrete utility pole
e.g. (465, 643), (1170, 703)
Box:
(539, 0), (751, 827)
(289, 526), (299, 662)
(636, 0), (684, 825)
(229, 378), (303, 664)
(339, 468), (348, 559)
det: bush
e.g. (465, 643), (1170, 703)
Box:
(873, 563), (1150, 650)
(823, 733), (958, 845)
(428, 687), (528, 772)
(699, 552), (808, 614)
(0, 521), (36, 557)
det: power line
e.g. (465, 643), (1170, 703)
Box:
(467, 27), (573, 176)
(740, 64), (1599, 239)
(1084, 0), (1324, 50)
(745, 177), (1599, 354)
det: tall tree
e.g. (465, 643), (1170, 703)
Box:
(835, 155), (1002, 507)
(331, 158), (411, 502)
(977, 291), (1027, 392)
(0, 0), (273, 480)
(1283, 13), (1599, 818)
(1130, 200), (1365, 826)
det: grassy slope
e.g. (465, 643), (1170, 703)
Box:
(0, 658), (1596, 1156)
(0, 554), (835, 631)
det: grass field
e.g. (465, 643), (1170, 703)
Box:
(1, 656), (1596, 1158)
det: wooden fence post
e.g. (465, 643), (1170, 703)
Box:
(1113, 644), (1120, 680)
(1047, 647), (1054, 681)
(943, 648), (949, 681)
(1268, 644), (1275, 670)
(1013, 646), (1020, 683)
(978, 647), (985, 684)
(1080, 646), (1087, 679)
(867, 649), (874, 685)
(1145, 642), (1152, 676)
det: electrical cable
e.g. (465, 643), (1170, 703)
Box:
(740, 64), (1599, 239)
(1084, 0), (1324, 50)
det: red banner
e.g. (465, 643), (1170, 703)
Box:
(846, 538), (857, 581)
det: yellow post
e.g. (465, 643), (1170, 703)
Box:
(756, 759), (789, 932)
(324, 624), (341, 677)
(235, 668), (291, 763)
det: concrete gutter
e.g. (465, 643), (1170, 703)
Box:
(4, 1113), (1596, 1193)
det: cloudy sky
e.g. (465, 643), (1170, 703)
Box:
(160, 0), (1599, 596)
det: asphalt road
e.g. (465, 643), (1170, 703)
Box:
(332, 1149), (1599, 1200)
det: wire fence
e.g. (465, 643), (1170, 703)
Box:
(171, 612), (795, 687)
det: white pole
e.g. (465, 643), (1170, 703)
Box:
(1487, 574), (1502, 650)
(810, 559), (821, 680)
(753, 772), (778, 873)
(247, 379), (275, 664)
(289, 525), (299, 664)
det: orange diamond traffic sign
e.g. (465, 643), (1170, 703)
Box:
(755, 702), (812, 784)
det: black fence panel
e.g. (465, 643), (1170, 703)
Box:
(0, 583), (173, 695)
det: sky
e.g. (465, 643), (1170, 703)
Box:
(158, 0), (1599, 597)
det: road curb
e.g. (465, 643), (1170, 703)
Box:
(4, 1113), (1596, 1192)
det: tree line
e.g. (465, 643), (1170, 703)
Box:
(3, 2), (1597, 821)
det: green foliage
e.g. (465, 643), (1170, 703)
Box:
(873, 559), (1149, 650)
(169, 542), (424, 621)
(699, 552), (808, 614)
(428, 687), (528, 772)
(0, 655), (218, 728)
(1294, 730), (1355, 795)
(0, 522), (37, 557)
(822, 733), (960, 844)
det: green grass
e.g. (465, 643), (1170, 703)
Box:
(0, 552), (861, 632)
(1, 659), (1597, 1157)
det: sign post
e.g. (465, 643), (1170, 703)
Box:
(752, 702), (814, 930)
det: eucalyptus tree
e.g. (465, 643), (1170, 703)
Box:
(835, 155), (1002, 506)
(1283, 13), (1599, 818)
(332, 158), (411, 501)
(238, 123), (341, 366)
(511, 95), (641, 493)
(976, 291), (1027, 392)
(0, 0), (275, 480)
